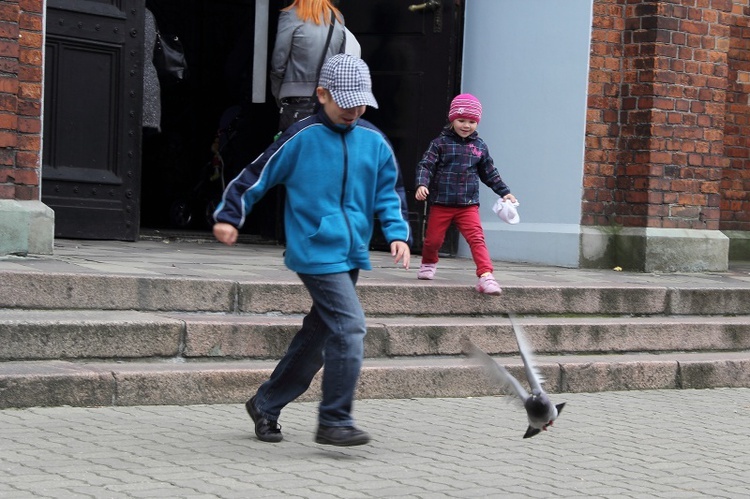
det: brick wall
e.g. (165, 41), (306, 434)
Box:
(1, 1), (748, 235)
(723, 0), (750, 231)
(0, 0), (43, 202)
(584, 0), (738, 231)
(584, 0), (624, 227)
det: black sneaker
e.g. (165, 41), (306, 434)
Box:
(315, 425), (370, 446)
(245, 396), (283, 443)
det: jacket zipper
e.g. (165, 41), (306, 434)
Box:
(340, 134), (354, 252)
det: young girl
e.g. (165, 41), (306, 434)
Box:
(415, 93), (517, 295)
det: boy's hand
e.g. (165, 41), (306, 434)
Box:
(503, 193), (518, 204)
(213, 222), (239, 246)
(415, 186), (429, 201)
(391, 241), (411, 270)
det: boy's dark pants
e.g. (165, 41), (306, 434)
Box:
(253, 269), (366, 426)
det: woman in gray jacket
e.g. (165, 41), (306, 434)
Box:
(271, 0), (346, 132)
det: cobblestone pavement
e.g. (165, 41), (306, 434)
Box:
(2, 389), (749, 498)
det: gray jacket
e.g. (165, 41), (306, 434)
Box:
(142, 9), (161, 131)
(270, 7), (346, 103)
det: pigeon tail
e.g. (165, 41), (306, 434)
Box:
(523, 426), (541, 439)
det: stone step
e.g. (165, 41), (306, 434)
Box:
(2, 310), (749, 361)
(3, 264), (750, 409)
(1, 352), (748, 409)
(4, 271), (750, 315)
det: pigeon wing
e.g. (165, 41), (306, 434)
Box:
(464, 339), (529, 404)
(508, 314), (545, 393)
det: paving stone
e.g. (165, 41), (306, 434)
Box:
(2, 241), (750, 496)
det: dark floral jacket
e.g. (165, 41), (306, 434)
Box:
(415, 127), (510, 206)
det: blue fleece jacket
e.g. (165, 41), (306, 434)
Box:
(213, 111), (411, 275)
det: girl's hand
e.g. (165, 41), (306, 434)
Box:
(503, 193), (517, 204)
(415, 186), (429, 201)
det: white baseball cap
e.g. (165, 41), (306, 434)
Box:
(318, 54), (379, 109)
(492, 198), (520, 224)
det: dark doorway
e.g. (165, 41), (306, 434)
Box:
(44, 0), (463, 247)
(139, 0), (282, 239)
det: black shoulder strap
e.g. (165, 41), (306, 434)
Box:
(312, 10), (336, 98)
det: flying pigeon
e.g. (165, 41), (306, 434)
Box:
(464, 314), (566, 438)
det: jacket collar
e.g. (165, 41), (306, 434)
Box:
(318, 109), (356, 134)
(443, 125), (478, 141)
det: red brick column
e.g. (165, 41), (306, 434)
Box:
(583, 0), (734, 270)
(0, 0), (43, 202)
(584, 0), (624, 228)
(0, 0), (51, 256)
(585, 0), (731, 230)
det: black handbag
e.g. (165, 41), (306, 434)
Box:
(153, 30), (188, 86)
(278, 97), (319, 132)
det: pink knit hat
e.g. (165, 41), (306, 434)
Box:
(448, 93), (482, 123)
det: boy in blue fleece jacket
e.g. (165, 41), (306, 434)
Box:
(213, 54), (411, 447)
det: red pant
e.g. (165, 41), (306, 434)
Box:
(420, 204), (493, 277)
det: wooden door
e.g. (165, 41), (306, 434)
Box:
(42, 0), (145, 240)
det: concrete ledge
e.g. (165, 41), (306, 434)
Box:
(239, 282), (672, 315)
(0, 310), (184, 360)
(680, 358), (750, 389)
(560, 360), (679, 392)
(0, 200), (54, 256)
(668, 288), (750, 315)
(5, 272), (750, 315)
(581, 226), (729, 272)
(723, 230), (750, 261)
(0, 272), (237, 311)
(0, 361), (115, 408)
(4, 311), (750, 361)
(357, 284), (670, 316)
(580, 225), (617, 268)
(113, 365), (276, 406)
(2, 354), (749, 408)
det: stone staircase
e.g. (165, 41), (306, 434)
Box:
(1, 269), (750, 408)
